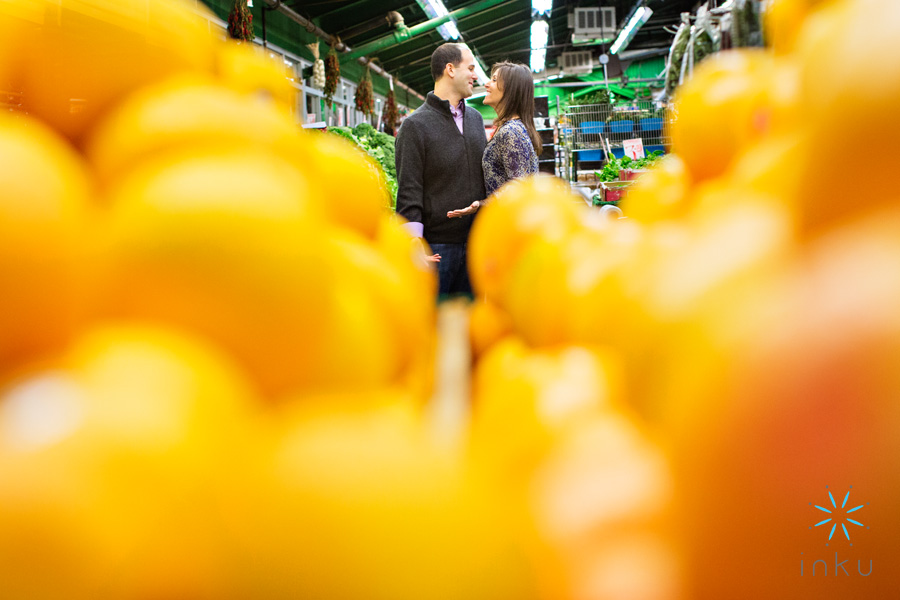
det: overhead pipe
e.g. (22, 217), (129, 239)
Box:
(263, 0), (425, 101)
(262, 0), (349, 51)
(339, 0), (510, 65)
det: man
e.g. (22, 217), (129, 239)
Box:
(395, 43), (486, 297)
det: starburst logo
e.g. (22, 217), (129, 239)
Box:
(809, 485), (869, 546)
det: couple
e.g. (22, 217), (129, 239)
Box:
(395, 43), (542, 297)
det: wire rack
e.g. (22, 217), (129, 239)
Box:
(557, 99), (673, 183)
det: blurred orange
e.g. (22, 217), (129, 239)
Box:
(619, 154), (692, 224)
(221, 400), (541, 600)
(793, 0), (900, 234)
(215, 40), (297, 113)
(298, 132), (394, 239)
(0, 324), (259, 600)
(502, 222), (645, 348)
(0, 113), (95, 376)
(468, 175), (586, 305)
(670, 209), (900, 599)
(764, 0), (839, 54)
(530, 413), (678, 600)
(470, 338), (624, 479)
(97, 149), (420, 398)
(84, 74), (305, 188)
(469, 298), (514, 358)
(95, 148), (327, 397)
(13, 0), (217, 143)
(375, 215), (439, 397)
(671, 50), (780, 183)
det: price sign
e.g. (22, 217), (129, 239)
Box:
(623, 138), (645, 159)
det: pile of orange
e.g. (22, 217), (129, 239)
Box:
(3, 0), (900, 599)
(0, 2), (505, 599)
(465, 0), (900, 598)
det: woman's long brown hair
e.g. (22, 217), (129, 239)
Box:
(491, 61), (542, 155)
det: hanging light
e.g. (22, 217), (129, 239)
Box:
(530, 19), (549, 73)
(610, 5), (653, 55)
(532, 0), (552, 18)
(415, 0), (461, 40)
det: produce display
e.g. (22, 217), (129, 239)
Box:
(1, 0), (898, 599)
(327, 123), (398, 207)
(466, 1), (900, 599)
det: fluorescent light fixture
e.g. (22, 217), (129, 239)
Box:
(610, 5), (653, 54)
(530, 19), (549, 50)
(532, 0), (552, 17)
(530, 19), (549, 73)
(530, 48), (546, 73)
(416, 0), (461, 40)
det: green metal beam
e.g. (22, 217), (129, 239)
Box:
(339, 0), (511, 64)
(574, 83), (635, 100)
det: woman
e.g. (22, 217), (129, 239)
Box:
(447, 61), (542, 218)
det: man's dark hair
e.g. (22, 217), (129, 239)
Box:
(431, 43), (463, 82)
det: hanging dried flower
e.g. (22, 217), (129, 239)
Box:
(384, 89), (399, 130)
(355, 65), (374, 117)
(227, 0), (254, 43)
(323, 41), (340, 106)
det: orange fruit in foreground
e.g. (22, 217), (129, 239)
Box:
(793, 0), (900, 234)
(620, 154), (692, 224)
(298, 132), (394, 239)
(85, 75), (305, 188)
(671, 49), (778, 183)
(470, 338), (624, 479)
(98, 149), (413, 397)
(223, 402), (540, 600)
(0, 113), (95, 375)
(670, 209), (900, 599)
(468, 175), (586, 305)
(14, 0), (217, 143)
(215, 40), (297, 111)
(469, 299), (513, 358)
(0, 324), (258, 600)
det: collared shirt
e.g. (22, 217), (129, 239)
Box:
(448, 98), (465, 134)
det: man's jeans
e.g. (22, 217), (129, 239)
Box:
(429, 243), (472, 298)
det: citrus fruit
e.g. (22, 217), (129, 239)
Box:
(671, 49), (779, 183)
(15, 0), (217, 143)
(215, 40), (297, 112)
(670, 208), (900, 599)
(0, 113), (95, 375)
(97, 148), (415, 398)
(619, 154), (692, 224)
(298, 132), (393, 239)
(0, 324), (258, 600)
(792, 0), (900, 233)
(468, 175), (586, 305)
(469, 299), (513, 358)
(222, 402), (541, 600)
(85, 74), (305, 188)
(470, 337), (624, 478)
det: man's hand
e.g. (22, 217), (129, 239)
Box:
(447, 200), (481, 218)
(425, 253), (441, 263)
